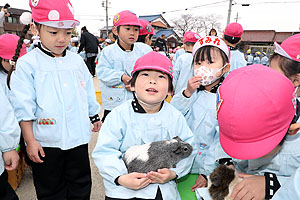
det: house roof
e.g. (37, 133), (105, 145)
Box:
(139, 15), (161, 22)
(5, 8), (30, 16)
(99, 26), (113, 31)
(243, 30), (300, 43)
(153, 29), (180, 41)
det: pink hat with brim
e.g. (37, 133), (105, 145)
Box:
(131, 51), (173, 78)
(30, 0), (80, 29)
(223, 22), (243, 38)
(192, 36), (230, 60)
(218, 65), (296, 160)
(274, 33), (300, 62)
(139, 19), (155, 35)
(113, 10), (141, 27)
(183, 31), (201, 43)
(0, 34), (26, 60)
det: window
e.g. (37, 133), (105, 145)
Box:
(7, 16), (18, 24)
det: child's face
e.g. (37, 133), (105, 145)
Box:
(132, 70), (171, 105)
(114, 25), (139, 47)
(1, 59), (12, 71)
(36, 25), (72, 57)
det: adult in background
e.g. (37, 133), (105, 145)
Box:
(0, 3), (11, 35)
(154, 34), (167, 52)
(78, 26), (100, 77)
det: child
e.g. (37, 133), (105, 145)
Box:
(137, 19), (155, 46)
(9, 0), (101, 199)
(0, 85), (20, 200)
(171, 36), (230, 199)
(92, 51), (196, 200)
(97, 10), (152, 122)
(222, 22), (246, 76)
(69, 37), (79, 53)
(173, 31), (200, 95)
(217, 65), (297, 200)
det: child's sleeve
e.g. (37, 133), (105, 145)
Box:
(170, 89), (196, 118)
(170, 113), (197, 178)
(172, 56), (182, 89)
(0, 86), (20, 152)
(96, 49), (125, 87)
(92, 109), (128, 184)
(10, 61), (37, 122)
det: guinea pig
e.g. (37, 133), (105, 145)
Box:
(122, 136), (193, 173)
(208, 165), (242, 200)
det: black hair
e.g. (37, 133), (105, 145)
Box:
(0, 58), (8, 73)
(224, 34), (241, 45)
(81, 26), (87, 31)
(4, 3), (10, 9)
(184, 42), (195, 47)
(193, 46), (229, 66)
(270, 53), (300, 78)
(7, 24), (30, 89)
(209, 28), (217, 36)
(130, 70), (173, 93)
(137, 34), (153, 43)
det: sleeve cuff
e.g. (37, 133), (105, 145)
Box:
(264, 172), (281, 199)
(114, 176), (121, 186)
(89, 114), (100, 124)
(217, 158), (234, 166)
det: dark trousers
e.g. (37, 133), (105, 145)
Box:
(101, 110), (111, 123)
(0, 170), (19, 200)
(30, 144), (91, 200)
(86, 56), (97, 76)
(105, 187), (163, 200)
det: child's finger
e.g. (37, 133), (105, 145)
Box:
(132, 172), (147, 179)
(39, 146), (45, 157)
(231, 181), (245, 199)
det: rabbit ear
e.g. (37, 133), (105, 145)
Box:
(172, 136), (182, 142)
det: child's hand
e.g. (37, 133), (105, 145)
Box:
(92, 121), (102, 132)
(118, 172), (150, 190)
(121, 74), (132, 91)
(289, 122), (300, 135)
(26, 140), (45, 163)
(184, 76), (202, 97)
(147, 168), (177, 184)
(231, 173), (265, 200)
(3, 150), (19, 171)
(191, 174), (207, 191)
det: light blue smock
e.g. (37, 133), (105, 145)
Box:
(225, 49), (247, 77)
(0, 71), (10, 100)
(253, 56), (261, 64)
(92, 100), (196, 200)
(261, 56), (269, 66)
(247, 54), (253, 65)
(272, 167), (300, 199)
(10, 48), (101, 150)
(173, 49), (185, 62)
(96, 42), (152, 110)
(171, 89), (219, 176)
(0, 85), (20, 175)
(173, 52), (193, 95)
(69, 46), (79, 54)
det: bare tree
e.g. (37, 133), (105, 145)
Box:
(171, 14), (196, 37)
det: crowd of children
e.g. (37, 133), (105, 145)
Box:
(1, 0), (300, 200)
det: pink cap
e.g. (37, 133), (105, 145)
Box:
(192, 36), (230, 60)
(29, 0), (80, 29)
(113, 10), (141, 27)
(218, 65), (296, 160)
(224, 22), (243, 38)
(139, 19), (155, 36)
(274, 33), (300, 62)
(0, 34), (26, 60)
(183, 31), (201, 43)
(131, 51), (173, 78)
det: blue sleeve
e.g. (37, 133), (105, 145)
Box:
(170, 89), (196, 118)
(173, 56), (182, 89)
(96, 49), (124, 87)
(92, 109), (128, 184)
(10, 61), (37, 122)
(0, 86), (20, 152)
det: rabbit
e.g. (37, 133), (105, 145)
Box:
(122, 136), (193, 173)
(208, 165), (242, 200)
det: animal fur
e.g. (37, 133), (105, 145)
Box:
(122, 136), (193, 173)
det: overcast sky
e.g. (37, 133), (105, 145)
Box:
(1, 0), (300, 36)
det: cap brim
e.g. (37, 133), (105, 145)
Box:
(39, 20), (80, 29)
(131, 65), (173, 78)
(274, 42), (292, 60)
(219, 128), (287, 160)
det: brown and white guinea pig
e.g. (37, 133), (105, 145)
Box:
(122, 136), (193, 173)
(208, 165), (243, 200)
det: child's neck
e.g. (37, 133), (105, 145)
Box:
(137, 99), (162, 114)
(205, 79), (221, 92)
(118, 38), (132, 51)
(185, 45), (193, 52)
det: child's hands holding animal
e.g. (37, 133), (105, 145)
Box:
(3, 150), (19, 170)
(184, 76), (202, 98)
(147, 168), (177, 184)
(118, 172), (151, 190)
(231, 173), (265, 200)
(191, 174), (207, 191)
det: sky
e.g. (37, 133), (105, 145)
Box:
(1, 0), (300, 37)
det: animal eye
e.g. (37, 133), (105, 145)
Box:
(184, 147), (188, 151)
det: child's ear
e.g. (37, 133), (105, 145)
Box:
(130, 85), (135, 92)
(30, 23), (39, 35)
(292, 73), (300, 88)
(224, 63), (231, 73)
(112, 27), (119, 36)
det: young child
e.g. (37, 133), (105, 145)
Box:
(222, 22), (246, 76)
(137, 19), (155, 46)
(9, 0), (101, 199)
(0, 85), (20, 200)
(217, 64), (297, 200)
(92, 51), (196, 200)
(171, 36), (230, 199)
(173, 31), (201, 95)
(97, 10), (152, 122)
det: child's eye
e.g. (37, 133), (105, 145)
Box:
(66, 31), (72, 35)
(158, 75), (166, 79)
(49, 31), (57, 35)
(141, 73), (149, 76)
(125, 28), (130, 31)
(134, 28), (139, 32)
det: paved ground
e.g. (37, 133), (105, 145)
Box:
(15, 78), (106, 200)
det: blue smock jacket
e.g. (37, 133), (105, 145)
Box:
(96, 42), (152, 110)
(0, 71), (10, 100)
(173, 52), (193, 95)
(247, 54), (253, 65)
(92, 100), (196, 200)
(0, 85), (20, 175)
(173, 49), (185, 63)
(225, 49), (247, 77)
(253, 56), (261, 64)
(261, 56), (269, 66)
(171, 89), (219, 176)
(10, 47), (101, 150)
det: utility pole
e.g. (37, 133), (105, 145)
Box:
(235, 12), (239, 22)
(226, 0), (233, 25)
(105, 0), (109, 37)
